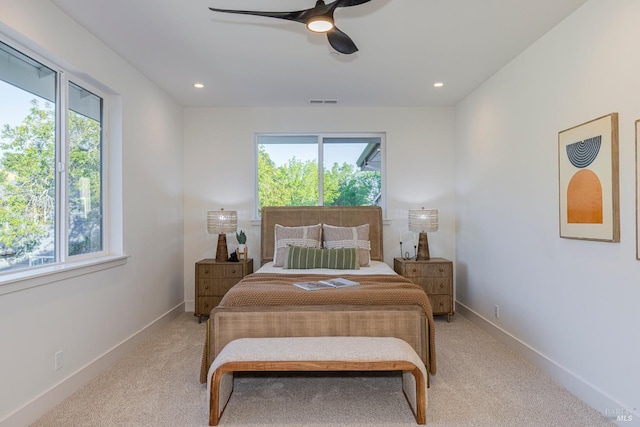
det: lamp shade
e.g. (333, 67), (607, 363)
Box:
(408, 208), (439, 233)
(207, 209), (237, 235)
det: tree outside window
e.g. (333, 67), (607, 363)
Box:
(0, 40), (104, 273)
(256, 134), (383, 217)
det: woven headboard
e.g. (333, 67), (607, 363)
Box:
(260, 206), (383, 265)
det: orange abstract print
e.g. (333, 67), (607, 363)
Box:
(567, 169), (603, 224)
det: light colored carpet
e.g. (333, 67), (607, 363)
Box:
(30, 312), (613, 426)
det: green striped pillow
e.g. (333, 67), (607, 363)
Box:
(283, 245), (360, 270)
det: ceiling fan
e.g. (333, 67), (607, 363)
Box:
(209, 0), (372, 54)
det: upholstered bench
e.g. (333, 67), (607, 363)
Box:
(207, 336), (427, 426)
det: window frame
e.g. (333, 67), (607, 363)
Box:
(0, 33), (121, 289)
(254, 132), (386, 218)
(63, 77), (108, 262)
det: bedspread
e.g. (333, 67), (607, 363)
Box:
(222, 273), (431, 313)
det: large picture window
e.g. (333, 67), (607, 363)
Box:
(256, 133), (384, 217)
(0, 39), (106, 274)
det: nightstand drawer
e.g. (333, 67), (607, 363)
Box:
(404, 263), (452, 278)
(413, 277), (452, 294)
(198, 278), (240, 296)
(198, 264), (245, 279)
(428, 294), (453, 315)
(197, 296), (224, 316)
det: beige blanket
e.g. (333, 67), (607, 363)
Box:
(201, 273), (436, 379)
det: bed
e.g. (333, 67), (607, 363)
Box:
(199, 206), (436, 383)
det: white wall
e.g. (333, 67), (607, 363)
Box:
(183, 106), (456, 310)
(0, 1), (184, 425)
(455, 0), (639, 420)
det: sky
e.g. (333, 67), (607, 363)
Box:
(261, 141), (367, 169)
(0, 80), (34, 129)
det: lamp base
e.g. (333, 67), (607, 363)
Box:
(416, 232), (431, 260)
(215, 234), (229, 262)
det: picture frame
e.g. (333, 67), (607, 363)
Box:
(558, 113), (619, 242)
(636, 120), (640, 259)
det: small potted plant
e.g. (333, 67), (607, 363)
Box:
(236, 230), (247, 259)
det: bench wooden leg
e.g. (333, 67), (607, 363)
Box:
(402, 367), (427, 424)
(209, 370), (234, 426)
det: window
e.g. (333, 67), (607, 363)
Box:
(0, 39), (106, 274)
(256, 133), (384, 217)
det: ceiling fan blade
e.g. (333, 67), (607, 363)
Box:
(208, 7), (309, 24)
(332, 0), (372, 7)
(327, 27), (358, 54)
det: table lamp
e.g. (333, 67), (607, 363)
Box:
(408, 208), (439, 260)
(207, 209), (238, 262)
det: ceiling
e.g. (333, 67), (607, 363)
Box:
(49, 0), (586, 108)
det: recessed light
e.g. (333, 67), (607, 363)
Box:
(433, 82), (444, 88)
(193, 83), (205, 89)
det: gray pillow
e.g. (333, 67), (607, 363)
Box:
(273, 223), (322, 267)
(322, 223), (371, 267)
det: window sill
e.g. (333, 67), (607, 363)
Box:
(251, 219), (392, 226)
(0, 255), (129, 296)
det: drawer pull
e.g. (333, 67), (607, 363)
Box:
(204, 269), (209, 274)
(204, 285), (209, 290)
(204, 302), (209, 308)
(412, 268), (417, 273)
(439, 268), (444, 272)
(231, 269), (236, 274)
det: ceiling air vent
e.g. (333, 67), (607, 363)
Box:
(309, 99), (338, 105)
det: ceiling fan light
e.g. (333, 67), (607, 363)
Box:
(306, 16), (334, 33)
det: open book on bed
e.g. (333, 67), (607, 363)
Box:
(293, 278), (360, 290)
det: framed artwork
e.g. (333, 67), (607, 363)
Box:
(637, 120), (640, 259)
(558, 113), (619, 242)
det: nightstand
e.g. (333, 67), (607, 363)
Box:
(194, 258), (253, 323)
(394, 257), (454, 322)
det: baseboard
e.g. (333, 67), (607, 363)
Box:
(0, 302), (185, 427)
(184, 299), (194, 312)
(455, 302), (638, 425)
